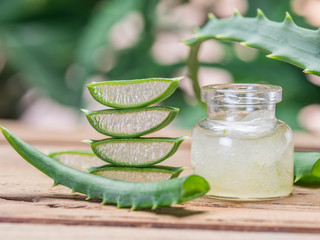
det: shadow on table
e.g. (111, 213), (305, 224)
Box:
(0, 193), (206, 218)
(138, 207), (205, 218)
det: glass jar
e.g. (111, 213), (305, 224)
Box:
(191, 84), (293, 200)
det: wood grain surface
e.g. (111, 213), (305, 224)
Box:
(1, 120), (320, 239)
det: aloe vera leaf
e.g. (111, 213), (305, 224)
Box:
(87, 77), (182, 109)
(83, 106), (179, 138)
(48, 150), (104, 171)
(188, 10), (320, 75)
(85, 137), (186, 167)
(185, 10), (320, 102)
(294, 152), (320, 183)
(87, 165), (185, 182)
(0, 126), (209, 209)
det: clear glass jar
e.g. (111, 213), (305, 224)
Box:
(191, 84), (294, 200)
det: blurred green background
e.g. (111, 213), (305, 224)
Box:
(0, 0), (319, 131)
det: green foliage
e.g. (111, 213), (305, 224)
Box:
(294, 152), (320, 185)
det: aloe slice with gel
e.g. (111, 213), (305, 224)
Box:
(49, 151), (103, 170)
(83, 106), (179, 138)
(87, 77), (182, 109)
(88, 165), (185, 182)
(85, 137), (187, 167)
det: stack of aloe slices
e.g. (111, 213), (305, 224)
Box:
(50, 77), (188, 182)
(0, 76), (209, 209)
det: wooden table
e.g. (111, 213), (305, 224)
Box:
(1, 121), (320, 239)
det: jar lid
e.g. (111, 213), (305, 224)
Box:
(201, 84), (282, 105)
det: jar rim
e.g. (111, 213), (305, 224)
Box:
(201, 83), (282, 105)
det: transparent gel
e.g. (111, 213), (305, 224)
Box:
(191, 84), (294, 200)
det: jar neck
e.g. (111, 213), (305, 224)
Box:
(207, 104), (276, 121)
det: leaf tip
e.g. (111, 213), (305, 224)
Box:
(214, 34), (228, 40)
(266, 53), (278, 60)
(82, 139), (94, 145)
(82, 165), (90, 171)
(0, 126), (7, 135)
(233, 9), (241, 17)
(283, 12), (294, 24)
(177, 136), (189, 143)
(183, 136), (191, 140)
(173, 76), (184, 82)
(152, 202), (159, 210)
(208, 13), (216, 20)
(293, 177), (300, 183)
(256, 9), (266, 19)
(81, 109), (90, 114)
(116, 203), (122, 209)
(240, 41), (255, 48)
(303, 69), (320, 76)
(86, 195), (92, 200)
(130, 204), (137, 211)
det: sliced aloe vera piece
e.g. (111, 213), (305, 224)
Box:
(87, 77), (182, 109)
(87, 165), (185, 182)
(85, 137), (186, 167)
(82, 106), (179, 138)
(49, 151), (103, 171)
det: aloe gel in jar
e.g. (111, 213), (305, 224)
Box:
(191, 84), (294, 200)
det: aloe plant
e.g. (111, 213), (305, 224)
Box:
(185, 9), (320, 101)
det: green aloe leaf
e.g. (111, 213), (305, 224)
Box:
(85, 137), (186, 167)
(87, 77), (182, 109)
(185, 9), (320, 102)
(82, 106), (179, 138)
(294, 152), (320, 184)
(0, 126), (209, 209)
(187, 9), (320, 76)
(49, 150), (104, 170)
(88, 165), (185, 182)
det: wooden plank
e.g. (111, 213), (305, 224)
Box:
(1, 123), (320, 238)
(1, 223), (320, 240)
(1, 143), (320, 235)
(2, 193), (320, 233)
